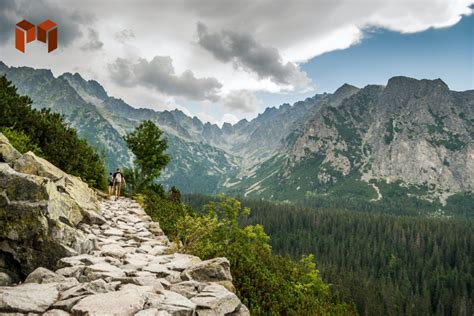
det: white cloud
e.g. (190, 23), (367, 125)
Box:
(196, 22), (310, 88)
(114, 29), (135, 43)
(108, 56), (222, 102)
(221, 90), (263, 113)
(0, 0), (472, 121)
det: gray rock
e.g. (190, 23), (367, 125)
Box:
(13, 151), (103, 224)
(143, 264), (172, 277)
(181, 258), (232, 282)
(191, 284), (241, 316)
(71, 287), (147, 316)
(25, 267), (65, 284)
(164, 254), (201, 272)
(148, 245), (169, 256)
(164, 270), (182, 284)
(0, 143), (103, 279)
(124, 253), (154, 269)
(59, 279), (116, 300)
(82, 262), (125, 281)
(230, 303), (251, 316)
(52, 295), (86, 311)
(0, 163), (93, 275)
(57, 254), (103, 268)
(24, 267), (79, 291)
(55, 265), (85, 279)
(144, 290), (196, 316)
(100, 243), (127, 258)
(0, 283), (59, 313)
(103, 228), (124, 237)
(169, 281), (203, 299)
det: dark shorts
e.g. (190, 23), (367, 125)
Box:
(108, 182), (113, 187)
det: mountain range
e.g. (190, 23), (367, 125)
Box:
(1, 61), (472, 210)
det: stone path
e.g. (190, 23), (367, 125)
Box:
(0, 198), (249, 316)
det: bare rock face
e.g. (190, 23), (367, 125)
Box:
(13, 151), (104, 224)
(0, 133), (102, 283)
(263, 77), (474, 202)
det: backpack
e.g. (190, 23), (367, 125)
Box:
(115, 172), (122, 183)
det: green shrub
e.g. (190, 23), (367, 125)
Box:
(144, 193), (355, 315)
(1, 127), (42, 155)
(0, 76), (106, 189)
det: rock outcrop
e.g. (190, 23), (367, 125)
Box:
(0, 134), (248, 315)
(0, 133), (101, 284)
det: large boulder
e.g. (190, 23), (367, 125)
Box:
(13, 151), (104, 224)
(181, 258), (232, 283)
(0, 136), (102, 284)
(191, 284), (242, 316)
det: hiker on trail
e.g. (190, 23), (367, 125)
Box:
(107, 172), (114, 198)
(113, 168), (126, 201)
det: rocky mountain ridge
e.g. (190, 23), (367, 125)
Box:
(1, 61), (472, 207)
(0, 133), (248, 315)
(232, 76), (473, 204)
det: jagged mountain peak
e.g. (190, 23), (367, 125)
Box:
(334, 83), (359, 96)
(385, 76), (450, 94)
(222, 122), (233, 133)
(61, 72), (109, 101)
(236, 118), (249, 124)
(1, 60), (471, 202)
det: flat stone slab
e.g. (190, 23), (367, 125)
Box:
(145, 290), (196, 315)
(102, 228), (124, 236)
(71, 287), (147, 315)
(83, 262), (125, 280)
(100, 243), (127, 258)
(0, 283), (59, 313)
(143, 264), (172, 277)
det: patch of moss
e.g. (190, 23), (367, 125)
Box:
(0, 206), (46, 239)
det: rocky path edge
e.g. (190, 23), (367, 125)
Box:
(0, 198), (249, 316)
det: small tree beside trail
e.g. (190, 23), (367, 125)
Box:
(124, 120), (170, 191)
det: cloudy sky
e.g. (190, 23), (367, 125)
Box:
(0, 0), (473, 125)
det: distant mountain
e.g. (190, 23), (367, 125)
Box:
(231, 77), (473, 207)
(0, 63), (132, 169)
(1, 61), (472, 210)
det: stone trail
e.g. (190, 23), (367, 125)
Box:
(0, 198), (249, 316)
